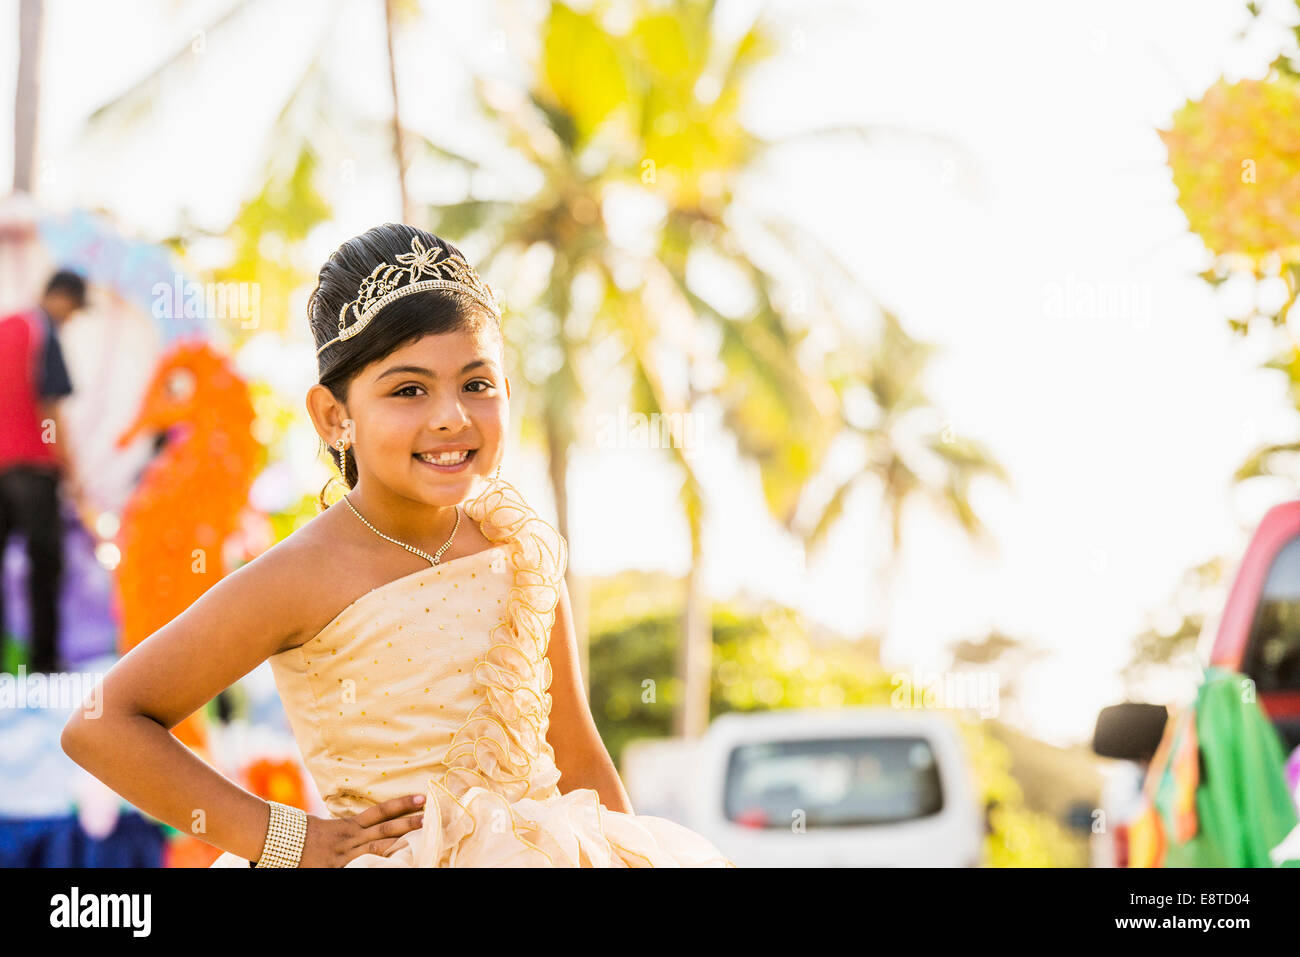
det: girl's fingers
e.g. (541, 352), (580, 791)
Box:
(374, 813), (424, 838)
(350, 793), (425, 830)
(348, 837), (399, 862)
(352, 811), (424, 848)
(348, 814), (425, 862)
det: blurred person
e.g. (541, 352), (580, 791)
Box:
(0, 269), (87, 674)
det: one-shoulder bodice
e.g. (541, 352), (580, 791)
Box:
(266, 540), (548, 820)
(211, 476), (734, 867)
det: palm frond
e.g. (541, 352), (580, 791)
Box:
(802, 474), (860, 554)
(1235, 441), (1300, 482)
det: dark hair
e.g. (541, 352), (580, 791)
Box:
(45, 270), (86, 307)
(309, 223), (503, 509)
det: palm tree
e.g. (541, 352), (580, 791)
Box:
(424, 0), (979, 734)
(800, 307), (1007, 652)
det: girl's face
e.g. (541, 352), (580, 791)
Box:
(315, 323), (510, 508)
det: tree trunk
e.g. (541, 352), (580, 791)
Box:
(675, 538), (710, 737)
(675, 384), (710, 738)
(544, 405), (589, 692)
(383, 0), (411, 224)
(13, 0), (43, 193)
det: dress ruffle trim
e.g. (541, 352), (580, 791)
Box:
(408, 475), (569, 867)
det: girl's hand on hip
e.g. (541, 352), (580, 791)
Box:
(298, 794), (426, 867)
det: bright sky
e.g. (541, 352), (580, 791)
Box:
(2, 0), (1297, 747)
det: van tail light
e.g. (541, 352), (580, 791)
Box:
(734, 808), (769, 829)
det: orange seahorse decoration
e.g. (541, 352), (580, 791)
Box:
(112, 338), (263, 756)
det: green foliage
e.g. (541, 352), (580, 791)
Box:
(985, 801), (1088, 867)
(542, 3), (631, 148)
(212, 147), (332, 340)
(955, 718), (1091, 867)
(587, 596), (890, 765)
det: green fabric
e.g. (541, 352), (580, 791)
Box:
(0, 634), (28, 676)
(1160, 667), (1299, 867)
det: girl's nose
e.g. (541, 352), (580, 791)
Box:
(427, 393), (471, 430)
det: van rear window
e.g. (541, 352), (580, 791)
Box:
(723, 736), (944, 828)
(1245, 535), (1300, 692)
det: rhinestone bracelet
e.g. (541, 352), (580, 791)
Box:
(251, 801), (307, 868)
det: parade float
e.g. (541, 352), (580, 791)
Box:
(0, 194), (321, 866)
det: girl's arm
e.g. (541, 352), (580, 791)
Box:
(545, 578), (635, 814)
(61, 543), (318, 862)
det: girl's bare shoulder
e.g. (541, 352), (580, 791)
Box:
(232, 507), (356, 655)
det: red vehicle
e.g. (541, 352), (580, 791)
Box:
(1093, 502), (1300, 864)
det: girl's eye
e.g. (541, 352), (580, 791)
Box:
(392, 380), (493, 397)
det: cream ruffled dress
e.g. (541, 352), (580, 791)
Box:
(211, 476), (734, 867)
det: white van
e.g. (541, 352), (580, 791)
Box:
(622, 708), (986, 867)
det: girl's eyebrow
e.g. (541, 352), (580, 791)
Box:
(377, 360), (492, 381)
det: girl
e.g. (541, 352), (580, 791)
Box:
(61, 223), (734, 867)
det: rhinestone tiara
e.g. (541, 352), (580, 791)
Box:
(316, 235), (501, 358)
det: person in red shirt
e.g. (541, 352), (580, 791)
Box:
(0, 270), (87, 674)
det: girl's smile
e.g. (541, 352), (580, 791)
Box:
(413, 447), (477, 472)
